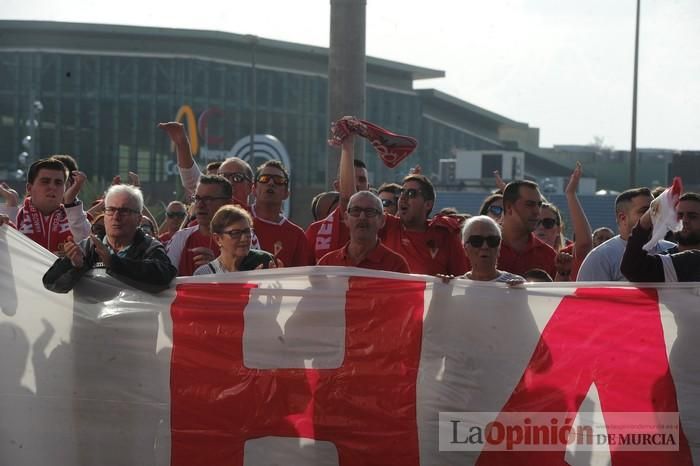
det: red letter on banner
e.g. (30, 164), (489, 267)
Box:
(170, 277), (425, 466)
(477, 288), (693, 466)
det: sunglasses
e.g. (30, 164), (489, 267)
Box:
(465, 235), (501, 248)
(347, 206), (382, 218)
(256, 174), (288, 186)
(219, 172), (252, 184)
(381, 198), (396, 207)
(166, 211), (186, 219)
(219, 227), (254, 240)
(104, 206), (139, 216)
(537, 218), (558, 229)
(399, 188), (423, 199)
(488, 205), (504, 216)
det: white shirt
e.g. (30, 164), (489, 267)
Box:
(577, 235), (676, 282)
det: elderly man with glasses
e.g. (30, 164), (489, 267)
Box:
(334, 133), (467, 277)
(43, 184), (176, 293)
(318, 191), (409, 273)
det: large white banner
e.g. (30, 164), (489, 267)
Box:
(1, 225), (699, 466)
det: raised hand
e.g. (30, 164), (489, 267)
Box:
(64, 236), (85, 268)
(493, 170), (506, 191)
(565, 162), (583, 196)
(127, 171), (141, 187)
(0, 182), (19, 206)
(89, 233), (112, 268)
(64, 171), (87, 204)
(190, 247), (215, 268)
(158, 122), (189, 146)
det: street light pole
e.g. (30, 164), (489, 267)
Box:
(248, 35), (258, 165)
(630, 0), (640, 187)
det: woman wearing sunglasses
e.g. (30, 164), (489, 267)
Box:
(460, 215), (524, 282)
(478, 194), (504, 225)
(193, 205), (276, 275)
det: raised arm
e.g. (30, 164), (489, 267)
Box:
(338, 133), (357, 214)
(564, 162), (592, 260)
(159, 122), (201, 196)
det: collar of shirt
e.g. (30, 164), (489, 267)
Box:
(341, 240), (384, 265)
(102, 235), (132, 258)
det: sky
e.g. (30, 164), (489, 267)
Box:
(2, 0), (699, 150)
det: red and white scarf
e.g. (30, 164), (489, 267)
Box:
(16, 197), (72, 255)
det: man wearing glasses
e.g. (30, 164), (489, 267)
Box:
(166, 175), (233, 276)
(377, 183), (401, 216)
(334, 133), (467, 276)
(158, 201), (187, 244)
(250, 160), (310, 267)
(380, 174), (469, 276)
(318, 191), (409, 272)
(493, 180), (557, 278)
(43, 184), (176, 293)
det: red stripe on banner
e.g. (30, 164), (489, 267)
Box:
(477, 287), (693, 466)
(170, 277), (425, 466)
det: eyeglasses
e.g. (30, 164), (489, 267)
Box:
(219, 227), (254, 239)
(488, 205), (504, 216)
(537, 218), (558, 229)
(465, 235), (501, 248)
(256, 174), (288, 186)
(347, 206), (382, 218)
(381, 198), (397, 207)
(104, 206), (140, 216)
(166, 211), (186, 219)
(191, 195), (230, 204)
(399, 188), (423, 199)
(219, 172), (252, 184)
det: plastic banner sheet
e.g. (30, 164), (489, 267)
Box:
(1, 226), (699, 466)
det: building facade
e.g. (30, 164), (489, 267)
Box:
(0, 20), (546, 223)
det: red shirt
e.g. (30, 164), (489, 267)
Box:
(305, 207), (350, 264)
(380, 215), (469, 276)
(253, 212), (311, 267)
(319, 240), (410, 273)
(497, 233), (557, 278)
(158, 231), (174, 245)
(178, 229), (220, 277)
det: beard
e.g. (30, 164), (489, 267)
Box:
(675, 231), (700, 247)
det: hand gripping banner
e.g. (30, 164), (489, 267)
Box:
(1, 225), (699, 466)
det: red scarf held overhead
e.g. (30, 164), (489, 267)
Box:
(16, 197), (72, 255)
(328, 117), (418, 168)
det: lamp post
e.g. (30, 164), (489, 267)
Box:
(247, 35), (258, 166)
(630, 0), (640, 187)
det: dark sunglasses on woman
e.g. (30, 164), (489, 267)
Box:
(465, 235), (501, 248)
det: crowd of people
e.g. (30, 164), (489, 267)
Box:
(1, 119), (699, 293)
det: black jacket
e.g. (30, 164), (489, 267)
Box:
(621, 223), (700, 282)
(43, 229), (177, 293)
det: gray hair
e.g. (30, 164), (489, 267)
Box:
(104, 184), (144, 212)
(461, 215), (501, 243)
(348, 190), (383, 214)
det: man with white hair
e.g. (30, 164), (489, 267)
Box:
(43, 184), (176, 293)
(319, 190), (409, 273)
